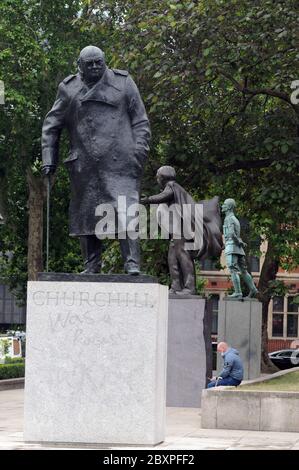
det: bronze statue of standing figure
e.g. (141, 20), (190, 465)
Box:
(42, 45), (151, 275)
(141, 166), (223, 295)
(222, 198), (258, 299)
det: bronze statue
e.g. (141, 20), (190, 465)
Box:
(141, 166), (223, 295)
(222, 198), (258, 298)
(42, 45), (151, 274)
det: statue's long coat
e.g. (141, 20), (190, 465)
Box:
(42, 68), (151, 236)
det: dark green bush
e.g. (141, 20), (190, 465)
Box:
(4, 356), (25, 364)
(0, 363), (25, 379)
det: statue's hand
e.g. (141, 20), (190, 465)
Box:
(140, 196), (149, 204)
(42, 164), (56, 176)
(239, 240), (247, 248)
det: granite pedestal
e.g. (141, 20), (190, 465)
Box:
(217, 298), (262, 380)
(24, 274), (168, 445)
(166, 296), (212, 408)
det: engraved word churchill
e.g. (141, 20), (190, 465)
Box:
(31, 290), (155, 308)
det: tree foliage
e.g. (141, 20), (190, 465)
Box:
(0, 1), (298, 364)
(0, 0), (102, 296)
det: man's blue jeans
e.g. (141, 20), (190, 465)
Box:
(207, 377), (241, 388)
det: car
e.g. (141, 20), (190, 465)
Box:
(268, 349), (299, 370)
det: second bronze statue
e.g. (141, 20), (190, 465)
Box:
(141, 166), (223, 296)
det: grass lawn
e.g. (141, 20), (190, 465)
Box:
(239, 371), (299, 392)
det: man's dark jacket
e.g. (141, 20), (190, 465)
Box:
(42, 68), (151, 236)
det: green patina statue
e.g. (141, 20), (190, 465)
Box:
(221, 198), (258, 299)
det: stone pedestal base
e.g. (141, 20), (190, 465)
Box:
(217, 298), (262, 380)
(24, 277), (168, 445)
(166, 296), (212, 407)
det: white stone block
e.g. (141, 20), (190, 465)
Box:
(24, 281), (168, 445)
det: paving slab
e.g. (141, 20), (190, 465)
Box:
(1, 389), (299, 450)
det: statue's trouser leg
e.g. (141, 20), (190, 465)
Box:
(119, 237), (140, 272)
(168, 240), (183, 291)
(80, 235), (102, 273)
(175, 239), (196, 294)
(228, 254), (242, 295)
(239, 256), (258, 296)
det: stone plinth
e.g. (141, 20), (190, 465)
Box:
(24, 278), (168, 445)
(166, 296), (212, 408)
(217, 298), (262, 380)
(202, 388), (299, 432)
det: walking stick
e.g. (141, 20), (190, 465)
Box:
(46, 175), (50, 272)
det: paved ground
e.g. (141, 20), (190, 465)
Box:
(1, 389), (299, 450)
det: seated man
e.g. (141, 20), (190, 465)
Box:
(208, 342), (244, 388)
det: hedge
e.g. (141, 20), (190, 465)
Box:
(4, 356), (25, 365)
(0, 363), (25, 380)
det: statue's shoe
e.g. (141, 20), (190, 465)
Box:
(227, 293), (243, 299)
(125, 265), (140, 275)
(80, 268), (101, 274)
(169, 288), (177, 294)
(176, 288), (196, 296)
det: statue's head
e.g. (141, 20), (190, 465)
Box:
(221, 198), (236, 213)
(156, 166), (176, 188)
(78, 45), (106, 84)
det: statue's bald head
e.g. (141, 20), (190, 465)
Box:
(79, 45), (105, 62)
(78, 45), (106, 84)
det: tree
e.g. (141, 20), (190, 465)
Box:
(81, 0), (299, 369)
(0, 0), (105, 295)
(0, 0), (298, 371)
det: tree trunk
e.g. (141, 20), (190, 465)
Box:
(27, 169), (46, 281)
(258, 240), (280, 373)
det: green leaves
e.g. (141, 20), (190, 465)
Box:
(203, 47), (212, 57)
(0, 0), (108, 298)
(281, 143), (289, 154)
(153, 70), (162, 79)
(0, 0), (298, 298)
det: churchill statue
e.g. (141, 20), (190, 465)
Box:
(222, 198), (258, 298)
(42, 45), (151, 274)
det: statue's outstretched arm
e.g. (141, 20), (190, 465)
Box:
(141, 186), (174, 204)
